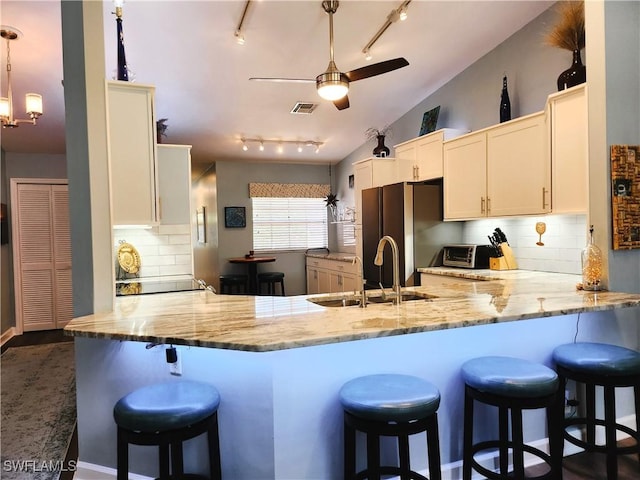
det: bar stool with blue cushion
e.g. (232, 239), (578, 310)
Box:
(339, 373), (442, 480)
(553, 342), (640, 480)
(257, 272), (285, 296)
(461, 356), (563, 480)
(113, 380), (222, 480)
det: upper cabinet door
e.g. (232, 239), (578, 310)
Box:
(106, 81), (158, 226)
(487, 112), (549, 216)
(157, 144), (192, 225)
(443, 131), (487, 220)
(548, 85), (588, 214)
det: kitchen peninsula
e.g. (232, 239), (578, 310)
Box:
(66, 271), (640, 479)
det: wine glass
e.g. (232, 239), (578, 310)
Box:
(535, 222), (546, 246)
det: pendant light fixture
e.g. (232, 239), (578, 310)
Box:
(0, 27), (43, 128)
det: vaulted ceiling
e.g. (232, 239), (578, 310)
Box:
(0, 1), (554, 168)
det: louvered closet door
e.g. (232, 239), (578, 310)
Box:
(14, 183), (72, 331)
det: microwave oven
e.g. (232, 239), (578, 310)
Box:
(442, 244), (492, 269)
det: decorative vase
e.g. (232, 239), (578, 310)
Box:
(557, 49), (586, 91)
(581, 225), (603, 291)
(372, 135), (390, 158)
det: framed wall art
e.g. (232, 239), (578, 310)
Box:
(224, 206), (246, 229)
(611, 145), (640, 249)
(419, 106), (440, 136)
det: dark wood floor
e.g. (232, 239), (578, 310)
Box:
(3, 330), (638, 479)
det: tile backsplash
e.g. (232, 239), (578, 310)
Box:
(462, 214), (587, 274)
(114, 224), (193, 278)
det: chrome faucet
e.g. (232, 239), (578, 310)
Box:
(374, 235), (402, 304)
(352, 256), (367, 308)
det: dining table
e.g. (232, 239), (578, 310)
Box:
(228, 255), (276, 294)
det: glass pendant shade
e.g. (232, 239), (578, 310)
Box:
(25, 93), (43, 116)
(0, 98), (9, 118)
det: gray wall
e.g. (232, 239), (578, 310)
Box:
(216, 160), (329, 296)
(604, 1), (640, 294)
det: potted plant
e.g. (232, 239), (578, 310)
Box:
(156, 118), (169, 143)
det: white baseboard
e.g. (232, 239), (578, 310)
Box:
(73, 461), (153, 480)
(1, 327), (16, 347)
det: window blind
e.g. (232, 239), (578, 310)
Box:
(253, 197), (328, 251)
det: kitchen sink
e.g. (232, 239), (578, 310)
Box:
(367, 292), (437, 303)
(308, 291), (436, 307)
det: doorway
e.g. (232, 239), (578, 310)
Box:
(10, 179), (72, 333)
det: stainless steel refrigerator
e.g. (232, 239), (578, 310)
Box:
(361, 181), (462, 289)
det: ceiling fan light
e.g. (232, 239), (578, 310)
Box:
(25, 93), (43, 117)
(316, 70), (349, 101)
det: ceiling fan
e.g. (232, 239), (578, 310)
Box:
(249, 0), (409, 110)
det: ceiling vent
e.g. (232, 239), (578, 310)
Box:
(290, 102), (318, 115)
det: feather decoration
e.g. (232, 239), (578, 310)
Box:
(545, 1), (585, 51)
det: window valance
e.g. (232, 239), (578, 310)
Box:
(248, 183), (330, 198)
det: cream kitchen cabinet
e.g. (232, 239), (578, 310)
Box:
(157, 144), (192, 225)
(547, 84), (588, 214)
(106, 81), (158, 226)
(443, 131), (487, 219)
(353, 157), (396, 222)
(394, 129), (465, 182)
(443, 112), (548, 219)
(306, 257), (360, 295)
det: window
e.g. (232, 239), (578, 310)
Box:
(252, 197), (328, 251)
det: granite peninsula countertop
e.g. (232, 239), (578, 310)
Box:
(64, 269), (640, 352)
(305, 251), (356, 262)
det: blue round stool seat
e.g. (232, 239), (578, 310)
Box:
(462, 355), (558, 399)
(461, 356), (563, 480)
(552, 342), (640, 479)
(340, 373), (443, 480)
(114, 380), (222, 480)
(339, 373), (440, 422)
(114, 380), (220, 432)
(553, 342), (640, 376)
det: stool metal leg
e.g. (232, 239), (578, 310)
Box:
(604, 385), (618, 480)
(462, 388), (474, 480)
(547, 394), (565, 479)
(426, 414), (442, 480)
(398, 432), (410, 480)
(159, 441), (171, 480)
(367, 433), (381, 480)
(170, 441), (184, 478)
(586, 382), (596, 446)
(498, 405), (509, 476)
(344, 414), (356, 480)
(116, 428), (128, 480)
(208, 413), (222, 480)
(511, 406), (525, 478)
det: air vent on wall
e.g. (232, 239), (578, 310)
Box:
(290, 102), (318, 115)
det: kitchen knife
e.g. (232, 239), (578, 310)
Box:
(495, 228), (508, 244)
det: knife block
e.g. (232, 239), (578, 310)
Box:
(490, 243), (518, 270)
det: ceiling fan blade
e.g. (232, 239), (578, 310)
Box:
(249, 77), (315, 83)
(344, 58), (409, 82)
(333, 95), (350, 110)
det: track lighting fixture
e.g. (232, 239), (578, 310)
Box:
(240, 137), (324, 154)
(361, 0), (412, 58)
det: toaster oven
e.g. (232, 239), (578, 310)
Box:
(442, 244), (492, 269)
